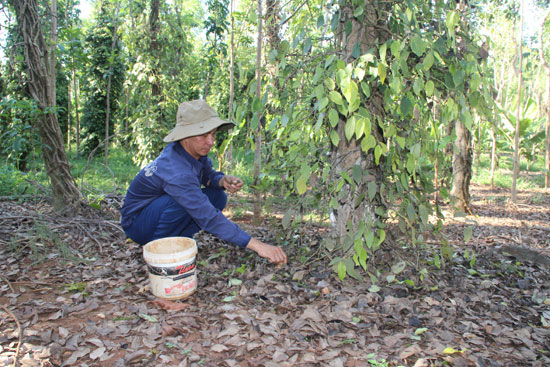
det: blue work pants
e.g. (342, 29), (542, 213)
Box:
(124, 188), (227, 245)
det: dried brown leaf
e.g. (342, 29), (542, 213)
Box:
(89, 347), (106, 360)
(151, 298), (190, 311)
(211, 344), (229, 352)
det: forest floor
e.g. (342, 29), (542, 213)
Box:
(1, 183), (550, 367)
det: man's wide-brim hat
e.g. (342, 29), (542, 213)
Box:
(163, 99), (235, 142)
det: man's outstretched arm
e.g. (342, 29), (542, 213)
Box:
(246, 237), (287, 264)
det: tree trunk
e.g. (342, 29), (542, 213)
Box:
(265, 0), (281, 92)
(330, 1), (389, 249)
(450, 119), (472, 212)
(11, 0), (81, 211)
(511, 0), (525, 202)
(229, 0), (236, 113)
(67, 82), (71, 149)
(105, 75), (112, 165)
(125, 86), (129, 136)
(74, 75), (80, 153)
(204, 70), (211, 99)
(490, 127), (497, 188)
(475, 119), (482, 168)
(540, 10), (550, 190)
(49, 0), (57, 104)
(224, 0), (236, 168)
(105, 2), (121, 166)
(150, 0), (162, 99)
(490, 70), (505, 188)
(432, 98), (441, 202)
(252, 0), (263, 225)
(450, 0), (475, 212)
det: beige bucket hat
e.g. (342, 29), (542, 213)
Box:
(163, 100), (235, 142)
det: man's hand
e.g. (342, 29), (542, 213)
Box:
(246, 238), (287, 265)
(219, 175), (244, 193)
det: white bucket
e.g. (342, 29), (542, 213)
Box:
(143, 237), (198, 300)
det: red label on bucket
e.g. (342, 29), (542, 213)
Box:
(165, 277), (197, 295)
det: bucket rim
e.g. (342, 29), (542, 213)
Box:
(143, 236), (198, 263)
(145, 255), (196, 268)
(144, 236), (197, 246)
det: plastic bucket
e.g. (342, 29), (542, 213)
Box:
(143, 237), (198, 300)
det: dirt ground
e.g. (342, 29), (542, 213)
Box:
(1, 184), (549, 367)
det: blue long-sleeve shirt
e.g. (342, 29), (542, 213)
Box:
(120, 142), (251, 248)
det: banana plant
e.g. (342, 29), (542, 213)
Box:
(497, 97), (545, 163)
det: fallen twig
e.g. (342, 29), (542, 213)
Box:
(11, 281), (56, 286)
(484, 235), (520, 245)
(76, 223), (103, 253)
(0, 305), (22, 367)
(1, 275), (15, 293)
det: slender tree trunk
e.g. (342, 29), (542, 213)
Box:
(265, 0), (281, 89)
(67, 82), (71, 149)
(150, 0), (162, 99)
(229, 0), (235, 113)
(264, 0), (281, 145)
(252, 0), (263, 224)
(74, 76), (80, 153)
(224, 0), (236, 167)
(104, 3), (120, 166)
(450, 0), (474, 213)
(490, 77), (504, 188)
(105, 77), (112, 165)
(511, 0), (524, 202)
(204, 70), (211, 99)
(125, 86), (129, 136)
(11, 0), (81, 211)
(540, 10), (550, 190)
(471, 128), (477, 169)
(432, 98), (440, 202)
(50, 0), (56, 103)
(490, 127), (497, 188)
(475, 119), (482, 168)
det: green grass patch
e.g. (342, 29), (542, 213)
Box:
(0, 165), (35, 196)
(472, 152), (546, 190)
(0, 145), (140, 198)
(67, 145), (140, 194)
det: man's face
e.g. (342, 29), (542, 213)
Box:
(180, 129), (217, 159)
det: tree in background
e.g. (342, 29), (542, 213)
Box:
(541, 10), (550, 189)
(477, 0), (548, 191)
(1, 0), (78, 171)
(203, 0), (229, 98)
(80, 0), (125, 155)
(123, 0), (203, 166)
(511, 0), (525, 202)
(8, 0), (81, 211)
(450, 0), (479, 213)
(1, 17), (40, 172)
(252, 0), (264, 224)
(149, 0), (162, 102)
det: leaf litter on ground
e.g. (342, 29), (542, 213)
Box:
(0, 184), (549, 366)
